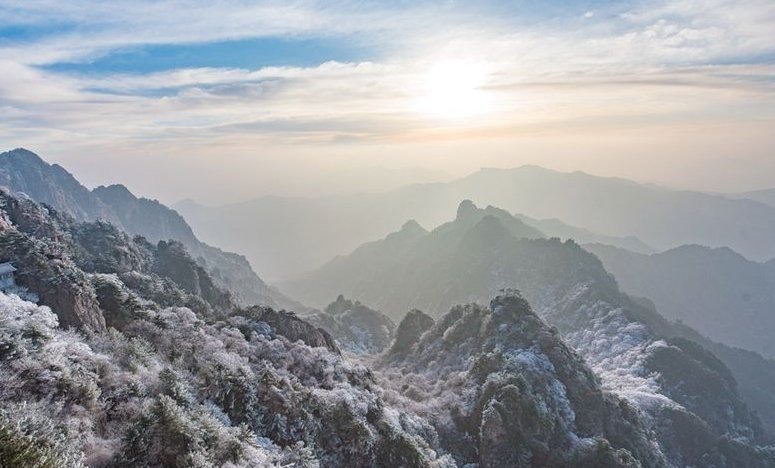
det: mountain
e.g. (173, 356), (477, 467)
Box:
(2, 189), (752, 466)
(586, 243), (775, 360)
(377, 293), (670, 467)
(513, 213), (655, 254)
(301, 295), (396, 355)
(282, 202), (543, 308)
(735, 188), (775, 208)
(177, 165), (775, 280)
(0, 189), (464, 466)
(0, 148), (298, 310)
(284, 200), (775, 450)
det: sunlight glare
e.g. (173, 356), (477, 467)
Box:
(417, 59), (493, 120)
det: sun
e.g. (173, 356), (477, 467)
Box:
(417, 59), (492, 119)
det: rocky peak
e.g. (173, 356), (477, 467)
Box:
(305, 295), (397, 355)
(324, 294), (353, 315)
(379, 294), (667, 467)
(0, 149), (290, 310)
(455, 199), (478, 222)
(92, 183), (134, 202)
(400, 219), (426, 235)
(389, 308), (434, 355)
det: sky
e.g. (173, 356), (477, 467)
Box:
(1, 0), (774, 204)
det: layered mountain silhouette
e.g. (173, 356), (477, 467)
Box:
(284, 200), (775, 443)
(588, 244), (775, 360)
(2, 171), (775, 465)
(0, 148), (298, 310)
(0, 188), (462, 466)
(735, 188), (775, 209)
(3, 148), (775, 466)
(178, 165), (775, 280)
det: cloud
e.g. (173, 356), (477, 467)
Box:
(0, 0), (773, 189)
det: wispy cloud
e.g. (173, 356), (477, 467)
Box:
(0, 0), (773, 200)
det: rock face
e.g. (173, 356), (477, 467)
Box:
(389, 309), (434, 355)
(287, 200), (775, 465)
(0, 148), (298, 310)
(0, 192), (105, 331)
(240, 306), (341, 354)
(303, 295), (396, 355)
(379, 293), (666, 467)
(0, 189), (237, 328)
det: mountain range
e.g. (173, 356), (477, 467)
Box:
(283, 200), (775, 440)
(0, 148), (298, 311)
(177, 165), (775, 280)
(8, 186), (769, 466)
(587, 243), (775, 360)
(733, 188), (775, 209)
(3, 148), (775, 466)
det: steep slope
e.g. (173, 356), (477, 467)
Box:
(286, 201), (775, 462)
(285, 202), (543, 307)
(586, 243), (775, 359)
(378, 293), (667, 467)
(0, 189), (239, 328)
(178, 165), (775, 280)
(0, 148), (296, 310)
(0, 148), (116, 223)
(0, 190), (457, 467)
(4, 188), (775, 466)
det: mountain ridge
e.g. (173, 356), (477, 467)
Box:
(284, 200), (775, 448)
(177, 163), (775, 280)
(0, 148), (301, 311)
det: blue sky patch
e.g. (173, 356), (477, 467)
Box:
(42, 35), (375, 75)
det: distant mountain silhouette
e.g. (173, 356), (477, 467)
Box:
(177, 165), (775, 280)
(587, 243), (775, 359)
(514, 213), (655, 253)
(0, 148), (299, 310)
(736, 188), (775, 209)
(284, 200), (775, 440)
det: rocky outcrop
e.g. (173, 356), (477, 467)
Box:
(238, 306), (341, 354)
(388, 309), (434, 355)
(304, 295), (396, 354)
(154, 240), (234, 311)
(0, 192), (105, 331)
(379, 292), (666, 467)
(288, 200), (775, 464)
(0, 148), (295, 310)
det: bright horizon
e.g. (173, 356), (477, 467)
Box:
(2, 0), (774, 204)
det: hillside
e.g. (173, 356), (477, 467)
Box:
(586, 243), (775, 360)
(0, 189), (738, 466)
(284, 200), (775, 443)
(0, 148), (298, 310)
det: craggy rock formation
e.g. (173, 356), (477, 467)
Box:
(0, 192), (454, 467)
(379, 293), (666, 467)
(0, 148), (300, 310)
(388, 309), (434, 355)
(304, 295), (396, 354)
(238, 305), (341, 354)
(289, 200), (775, 465)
